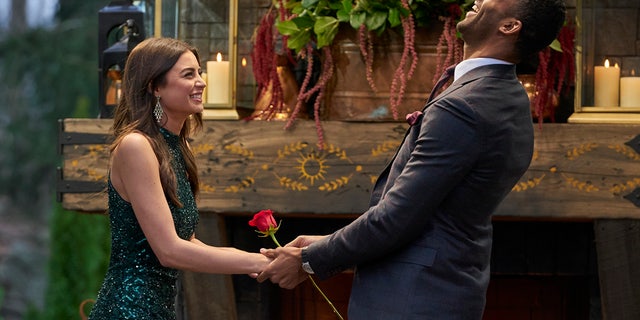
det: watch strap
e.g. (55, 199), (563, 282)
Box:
(301, 247), (315, 274)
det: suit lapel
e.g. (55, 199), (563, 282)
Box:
(371, 64), (517, 205)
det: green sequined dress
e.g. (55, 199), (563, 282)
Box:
(89, 128), (199, 320)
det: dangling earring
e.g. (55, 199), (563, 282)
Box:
(153, 96), (163, 123)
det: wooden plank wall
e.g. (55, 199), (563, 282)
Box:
(60, 119), (640, 219)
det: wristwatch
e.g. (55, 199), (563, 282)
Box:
(301, 247), (315, 274)
(302, 261), (315, 274)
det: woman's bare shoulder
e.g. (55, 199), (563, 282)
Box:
(112, 131), (156, 163)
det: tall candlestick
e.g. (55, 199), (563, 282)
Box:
(206, 53), (230, 105)
(620, 70), (640, 107)
(594, 59), (620, 107)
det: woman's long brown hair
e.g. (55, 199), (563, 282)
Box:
(110, 37), (203, 206)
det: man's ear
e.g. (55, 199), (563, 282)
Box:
(500, 19), (522, 34)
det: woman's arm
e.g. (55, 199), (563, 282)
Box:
(111, 132), (269, 275)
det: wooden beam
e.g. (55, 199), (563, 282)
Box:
(59, 119), (640, 219)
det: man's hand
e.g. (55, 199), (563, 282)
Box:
(256, 246), (308, 289)
(285, 235), (327, 248)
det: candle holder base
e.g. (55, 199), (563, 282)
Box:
(202, 108), (239, 120)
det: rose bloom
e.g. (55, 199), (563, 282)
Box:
(248, 209), (278, 235)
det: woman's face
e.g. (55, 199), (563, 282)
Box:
(155, 51), (205, 120)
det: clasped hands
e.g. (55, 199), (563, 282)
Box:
(255, 235), (325, 289)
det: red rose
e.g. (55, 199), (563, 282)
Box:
(249, 209), (280, 238)
(247, 209), (342, 319)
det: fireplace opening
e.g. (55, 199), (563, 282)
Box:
(228, 217), (599, 319)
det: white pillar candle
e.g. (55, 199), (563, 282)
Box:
(594, 59), (620, 107)
(206, 53), (230, 105)
(620, 71), (640, 107)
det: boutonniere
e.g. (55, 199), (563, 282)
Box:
(405, 111), (423, 126)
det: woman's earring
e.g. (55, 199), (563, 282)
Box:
(153, 96), (163, 123)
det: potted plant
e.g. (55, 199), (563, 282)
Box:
(250, 0), (470, 147)
(251, 0), (575, 146)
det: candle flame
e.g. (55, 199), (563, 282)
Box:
(633, 70), (636, 76)
(604, 59), (610, 68)
(241, 57), (247, 67)
(216, 52), (222, 62)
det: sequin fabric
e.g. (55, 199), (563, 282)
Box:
(89, 128), (199, 320)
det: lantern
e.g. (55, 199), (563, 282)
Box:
(98, 1), (145, 118)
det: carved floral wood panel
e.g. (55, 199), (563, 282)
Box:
(59, 119), (640, 219)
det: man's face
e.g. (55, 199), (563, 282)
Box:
(457, 0), (514, 44)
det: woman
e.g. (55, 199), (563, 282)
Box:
(89, 37), (269, 319)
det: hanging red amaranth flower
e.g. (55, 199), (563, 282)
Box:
(447, 3), (462, 17)
(388, 0), (418, 120)
(358, 24), (377, 93)
(285, 45), (334, 150)
(249, 9), (285, 121)
(553, 23), (576, 96)
(434, 8), (463, 88)
(532, 23), (575, 125)
(534, 47), (551, 123)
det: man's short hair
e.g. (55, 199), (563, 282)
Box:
(515, 0), (567, 58)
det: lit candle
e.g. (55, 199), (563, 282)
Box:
(594, 59), (620, 107)
(620, 70), (640, 107)
(206, 53), (230, 104)
(240, 57), (247, 82)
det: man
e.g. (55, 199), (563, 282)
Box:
(257, 0), (566, 318)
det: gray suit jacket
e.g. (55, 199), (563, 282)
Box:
(303, 64), (534, 319)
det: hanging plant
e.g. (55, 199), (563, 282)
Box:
(249, 9), (285, 120)
(250, 0), (471, 148)
(433, 4), (464, 87)
(533, 22), (576, 124)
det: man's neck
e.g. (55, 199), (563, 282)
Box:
(463, 43), (519, 63)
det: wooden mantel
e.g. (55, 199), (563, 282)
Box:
(58, 118), (640, 320)
(58, 119), (640, 219)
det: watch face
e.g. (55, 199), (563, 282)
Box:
(302, 261), (315, 274)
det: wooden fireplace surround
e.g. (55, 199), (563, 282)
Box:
(58, 119), (640, 319)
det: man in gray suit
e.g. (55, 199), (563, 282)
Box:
(257, 0), (566, 318)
